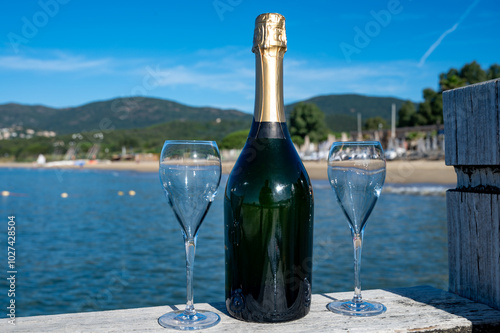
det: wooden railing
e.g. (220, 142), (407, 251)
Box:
(444, 78), (500, 311)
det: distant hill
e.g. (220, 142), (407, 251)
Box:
(0, 97), (252, 134)
(0, 94), (415, 160)
(285, 94), (408, 132)
(0, 94), (411, 135)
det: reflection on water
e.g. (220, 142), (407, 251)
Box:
(0, 168), (448, 317)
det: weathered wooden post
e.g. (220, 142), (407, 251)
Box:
(444, 78), (500, 311)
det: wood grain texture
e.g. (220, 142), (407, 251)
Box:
(455, 166), (500, 191)
(2, 286), (500, 333)
(447, 191), (500, 311)
(443, 79), (500, 166)
(444, 79), (500, 312)
(444, 87), (458, 165)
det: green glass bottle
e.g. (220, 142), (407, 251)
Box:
(224, 13), (314, 323)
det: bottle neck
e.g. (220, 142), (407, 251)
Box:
(249, 46), (288, 139)
(253, 46), (286, 124)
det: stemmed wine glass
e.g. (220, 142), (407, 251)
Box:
(158, 140), (222, 330)
(327, 141), (386, 316)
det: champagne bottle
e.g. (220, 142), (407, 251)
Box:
(224, 13), (314, 323)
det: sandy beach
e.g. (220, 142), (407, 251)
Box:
(0, 159), (456, 184)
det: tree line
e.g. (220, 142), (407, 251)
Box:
(397, 61), (500, 127)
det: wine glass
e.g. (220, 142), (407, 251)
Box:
(327, 141), (386, 316)
(158, 140), (222, 330)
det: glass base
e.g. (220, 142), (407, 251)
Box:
(327, 299), (386, 317)
(158, 310), (220, 330)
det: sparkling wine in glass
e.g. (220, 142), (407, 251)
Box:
(158, 140), (222, 330)
(327, 141), (386, 316)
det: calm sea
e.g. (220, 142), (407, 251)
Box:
(0, 168), (450, 317)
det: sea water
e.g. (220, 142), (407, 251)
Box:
(0, 168), (449, 317)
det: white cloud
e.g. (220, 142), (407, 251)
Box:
(138, 55), (429, 108)
(139, 61), (254, 93)
(0, 47), (432, 110)
(283, 60), (423, 102)
(0, 54), (110, 72)
(137, 54), (425, 104)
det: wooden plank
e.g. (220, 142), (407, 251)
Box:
(447, 191), (500, 310)
(454, 83), (469, 165)
(462, 191), (472, 301)
(476, 80), (499, 165)
(443, 79), (500, 166)
(493, 194), (500, 309)
(445, 79), (500, 311)
(1, 286), (500, 333)
(443, 88), (457, 165)
(447, 190), (458, 294)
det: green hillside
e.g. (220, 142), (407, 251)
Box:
(0, 94), (409, 135)
(0, 94), (414, 161)
(80, 118), (249, 152)
(1, 119), (250, 161)
(0, 97), (252, 134)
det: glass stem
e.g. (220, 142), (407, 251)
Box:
(352, 230), (364, 304)
(183, 234), (197, 316)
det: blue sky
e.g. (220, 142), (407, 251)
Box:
(1, 0), (498, 113)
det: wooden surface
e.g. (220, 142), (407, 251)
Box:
(2, 286), (500, 332)
(447, 191), (500, 311)
(443, 79), (500, 166)
(454, 166), (500, 191)
(443, 78), (500, 311)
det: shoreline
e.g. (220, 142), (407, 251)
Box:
(0, 160), (456, 185)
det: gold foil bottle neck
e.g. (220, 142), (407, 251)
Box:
(252, 13), (287, 124)
(252, 13), (287, 53)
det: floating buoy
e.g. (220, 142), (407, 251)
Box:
(1, 191), (10, 197)
(118, 191), (124, 196)
(128, 190), (136, 196)
(61, 192), (69, 198)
